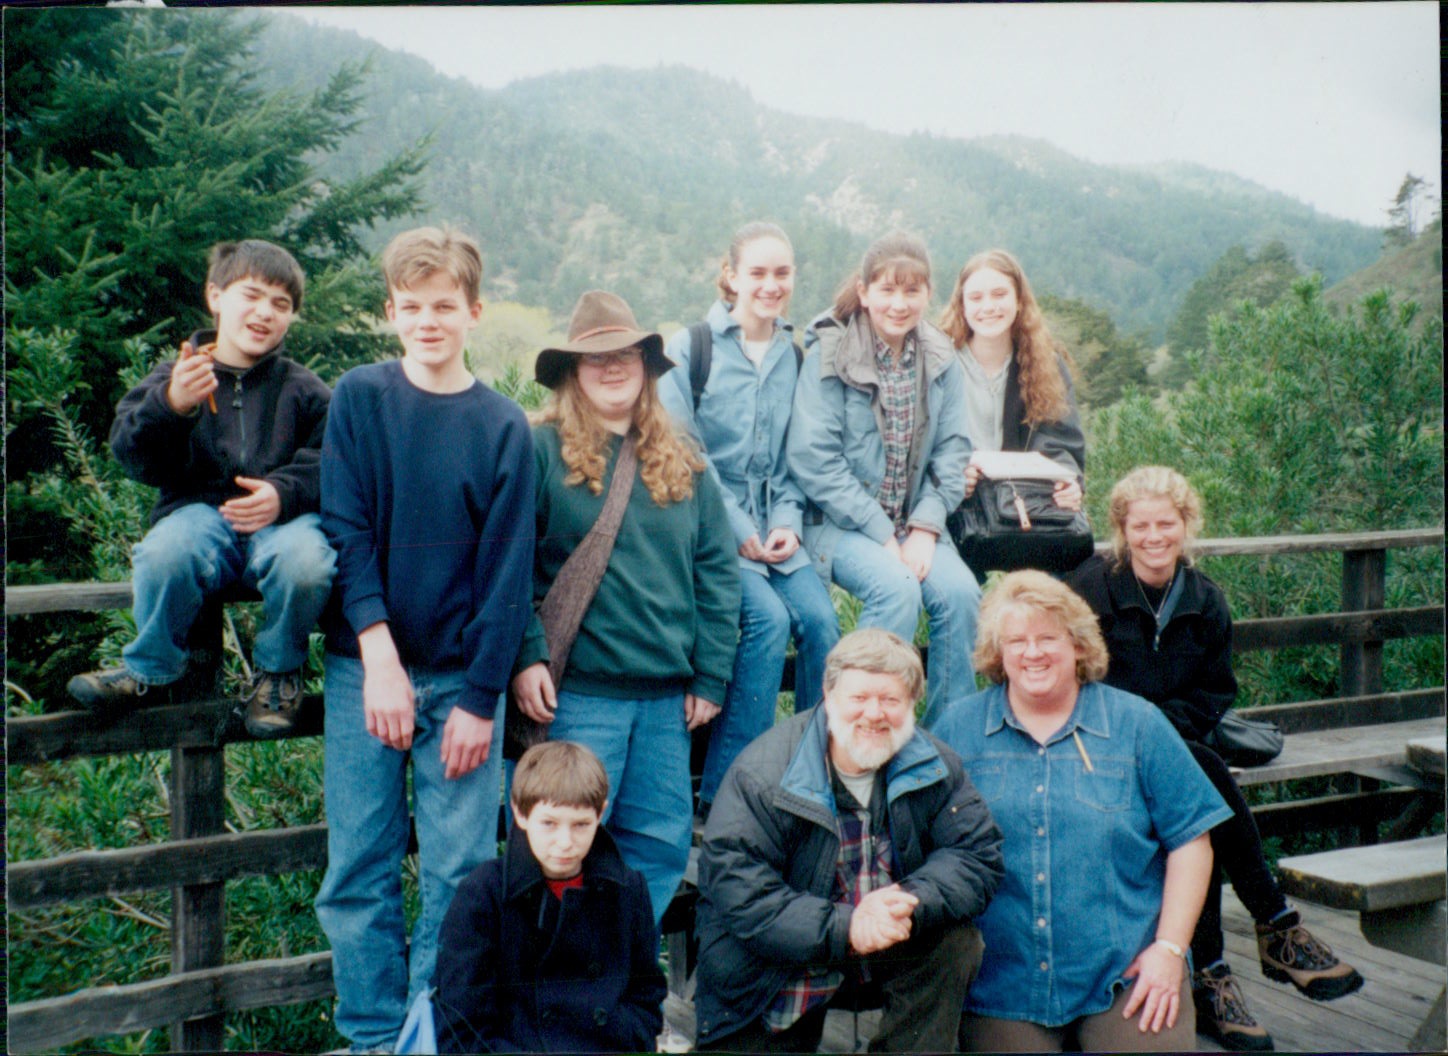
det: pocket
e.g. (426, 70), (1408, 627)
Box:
(1073, 763), (1130, 812)
(964, 760), (1007, 803)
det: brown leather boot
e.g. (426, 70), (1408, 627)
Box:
(1257, 909), (1364, 1000)
(1194, 962), (1275, 1051)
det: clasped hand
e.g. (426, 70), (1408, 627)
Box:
(848, 884), (918, 955)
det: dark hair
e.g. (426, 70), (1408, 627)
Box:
(207, 240), (305, 311)
(511, 740), (609, 816)
(831, 231), (932, 319)
(716, 221), (793, 300)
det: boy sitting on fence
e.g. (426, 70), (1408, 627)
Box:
(68, 240), (335, 739)
(431, 740), (666, 1054)
(315, 226), (536, 1053)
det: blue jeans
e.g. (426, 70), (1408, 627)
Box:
(699, 565), (840, 805)
(830, 530), (981, 729)
(548, 690), (692, 926)
(315, 654), (505, 1051)
(122, 504), (335, 683)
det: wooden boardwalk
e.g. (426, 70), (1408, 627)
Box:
(663, 888), (1446, 1053)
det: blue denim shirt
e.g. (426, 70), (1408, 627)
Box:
(931, 681), (1230, 1026)
(661, 300), (809, 576)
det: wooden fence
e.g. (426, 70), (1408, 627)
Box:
(6, 527), (1444, 1052)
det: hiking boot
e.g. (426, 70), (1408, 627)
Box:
(1194, 962), (1274, 1051)
(1257, 909), (1364, 1000)
(67, 667), (170, 717)
(243, 669), (303, 739)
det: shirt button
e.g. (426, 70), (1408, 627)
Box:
(1040, 961), (1049, 972)
(1036, 827), (1045, 837)
(1037, 917), (1047, 928)
(1035, 785), (1044, 793)
(1038, 747), (1046, 756)
(1037, 873), (1046, 883)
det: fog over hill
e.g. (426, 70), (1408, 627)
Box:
(257, 15), (1382, 339)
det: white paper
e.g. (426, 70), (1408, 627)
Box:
(969, 450), (1076, 482)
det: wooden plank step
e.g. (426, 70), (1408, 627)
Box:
(1277, 835), (1447, 913)
(1233, 717), (1445, 785)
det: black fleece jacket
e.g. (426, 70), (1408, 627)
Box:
(1068, 554), (1238, 741)
(109, 330), (330, 526)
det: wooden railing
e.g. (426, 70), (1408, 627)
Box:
(6, 527), (1444, 1052)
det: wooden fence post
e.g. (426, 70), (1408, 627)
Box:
(1340, 547), (1386, 697)
(170, 599), (228, 1051)
(1341, 547), (1388, 846)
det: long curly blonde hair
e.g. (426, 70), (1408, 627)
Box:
(533, 368), (704, 505)
(939, 249), (1075, 425)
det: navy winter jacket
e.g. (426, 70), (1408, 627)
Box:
(109, 330), (330, 527)
(693, 705), (1003, 1047)
(433, 827), (665, 1054)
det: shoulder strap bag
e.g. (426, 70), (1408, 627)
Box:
(504, 433), (638, 761)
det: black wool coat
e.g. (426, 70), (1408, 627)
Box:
(432, 826), (665, 1054)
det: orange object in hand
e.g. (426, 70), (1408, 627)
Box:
(182, 340), (219, 413)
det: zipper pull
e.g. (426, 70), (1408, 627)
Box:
(232, 377), (243, 411)
(1011, 484), (1031, 529)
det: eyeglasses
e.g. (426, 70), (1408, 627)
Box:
(580, 349), (642, 369)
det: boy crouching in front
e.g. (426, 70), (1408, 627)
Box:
(68, 239), (334, 738)
(433, 741), (666, 1054)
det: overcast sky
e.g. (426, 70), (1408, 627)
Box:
(294, 3), (1440, 228)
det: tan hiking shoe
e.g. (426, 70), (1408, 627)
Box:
(1194, 962), (1274, 1051)
(1257, 909), (1364, 1000)
(243, 669), (302, 738)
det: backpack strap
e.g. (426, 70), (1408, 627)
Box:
(690, 323), (804, 410)
(688, 321), (712, 411)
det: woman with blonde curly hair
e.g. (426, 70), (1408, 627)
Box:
(1068, 467), (1361, 1050)
(940, 250), (1088, 572)
(510, 290), (740, 923)
(932, 570), (1228, 1052)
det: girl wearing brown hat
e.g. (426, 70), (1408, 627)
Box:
(510, 290), (741, 925)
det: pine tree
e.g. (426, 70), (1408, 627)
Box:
(1384, 173), (1429, 248)
(5, 8), (427, 586)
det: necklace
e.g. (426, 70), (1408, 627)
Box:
(1134, 567), (1179, 650)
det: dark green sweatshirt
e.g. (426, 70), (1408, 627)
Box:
(516, 423), (740, 703)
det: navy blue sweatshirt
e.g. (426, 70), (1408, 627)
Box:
(320, 360), (536, 718)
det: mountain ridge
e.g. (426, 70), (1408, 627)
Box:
(258, 14), (1382, 337)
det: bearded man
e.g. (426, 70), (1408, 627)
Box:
(694, 628), (1004, 1053)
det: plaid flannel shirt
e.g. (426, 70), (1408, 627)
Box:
(763, 772), (895, 1033)
(872, 333), (918, 533)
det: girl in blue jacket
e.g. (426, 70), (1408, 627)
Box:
(786, 232), (980, 729)
(660, 222), (840, 814)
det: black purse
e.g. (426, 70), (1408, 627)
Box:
(1203, 710), (1285, 768)
(949, 478), (1094, 575)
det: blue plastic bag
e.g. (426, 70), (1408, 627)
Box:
(394, 988), (438, 1055)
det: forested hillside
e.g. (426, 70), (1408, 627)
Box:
(252, 14), (1381, 338)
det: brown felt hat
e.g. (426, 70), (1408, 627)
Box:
(535, 290), (671, 389)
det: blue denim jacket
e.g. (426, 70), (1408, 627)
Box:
(931, 681), (1230, 1026)
(661, 300), (810, 576)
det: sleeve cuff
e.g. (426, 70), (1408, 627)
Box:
(344, 596), (389, 638)
(689, 674), (727, 705)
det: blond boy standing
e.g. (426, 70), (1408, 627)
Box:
(316, 227), (535, 1052)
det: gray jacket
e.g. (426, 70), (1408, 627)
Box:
(786, 311), (970, 582)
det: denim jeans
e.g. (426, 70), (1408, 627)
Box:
(830, 530), (981, 728)
(548, 690), (692, 926)
(316, 654), (505, 1051)
(122, 503), (335, 683)
(699, 565), (840, 805)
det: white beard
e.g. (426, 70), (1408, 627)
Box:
(827, 705), (915, 773)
